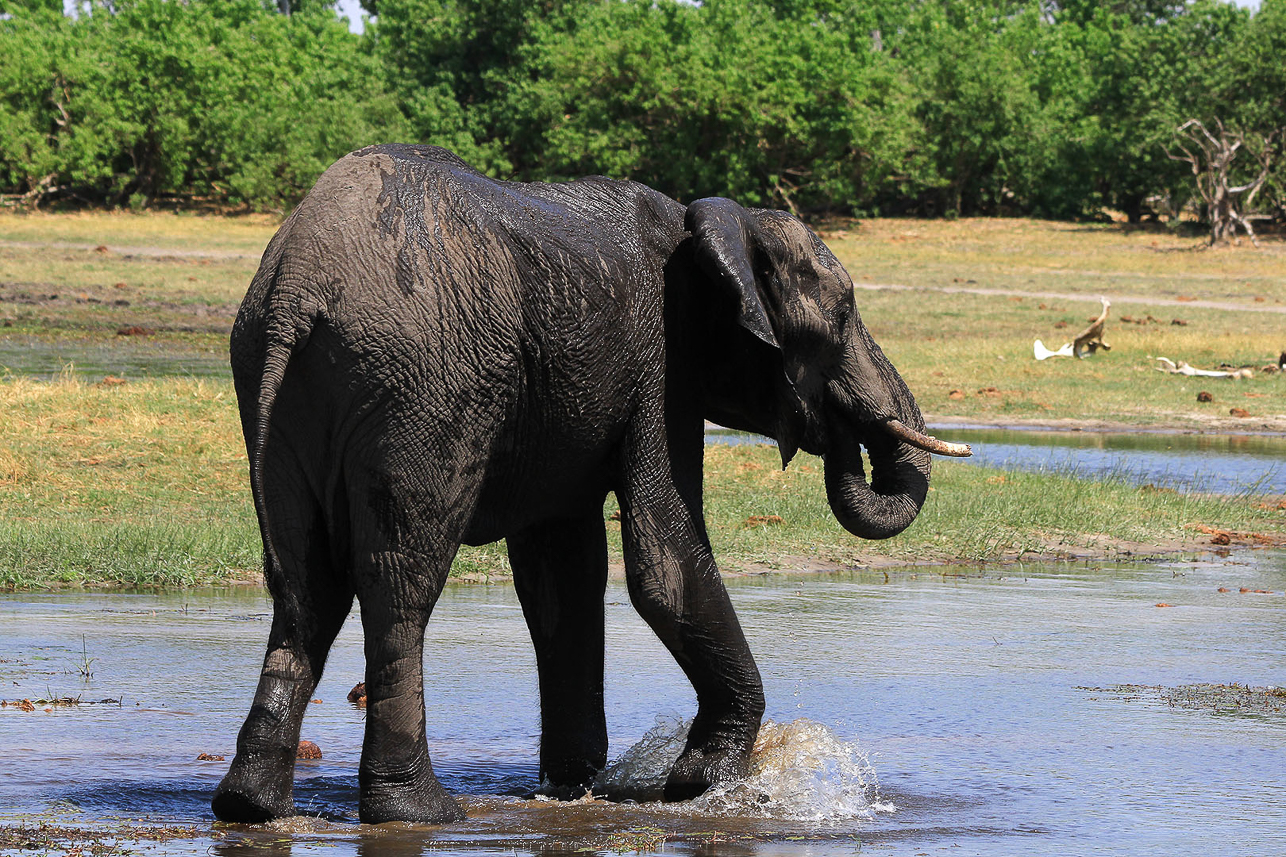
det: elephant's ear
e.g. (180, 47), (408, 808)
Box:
(686, 197), (803, 467)
(685, 197), (780, 350)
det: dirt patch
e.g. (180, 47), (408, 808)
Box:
(0, 821), (213, 852)
(0, 239), (258, 261)
(853, 280), (1286, 315)
(1081, 684), (1286, 718)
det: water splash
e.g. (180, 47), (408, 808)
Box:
(593, 714), (689, 802)
(594, 716), (893, 822)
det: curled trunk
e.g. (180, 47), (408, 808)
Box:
(824, 421), (931, 541)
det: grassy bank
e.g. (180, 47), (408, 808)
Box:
(0, 375), (1280, 590)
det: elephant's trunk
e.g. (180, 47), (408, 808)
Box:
(824, 419), (931, 541)
(819, 319), (968, 540)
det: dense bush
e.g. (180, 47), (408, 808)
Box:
(0, 0), (405, 208)
(1, 0), (1282, 217)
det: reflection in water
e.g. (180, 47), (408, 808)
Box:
(3, 555), (1286, 855)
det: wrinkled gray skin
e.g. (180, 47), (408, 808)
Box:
(212, 145), (931, 825)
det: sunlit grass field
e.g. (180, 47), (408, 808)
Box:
(0, 211), (1282, 588)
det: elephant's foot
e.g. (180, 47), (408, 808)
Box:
(359, 764), (465, 824)
(663, 730), (755, 802)
(532, 751), (602, 801)
(212, 753), (296, 822)
(533, 775), (596, 802)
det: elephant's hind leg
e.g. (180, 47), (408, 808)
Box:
(508, 512), (610, 796)
(213, 501), (351, 823)
(352, 549), (465, 824)
(346, 453), (475, 825)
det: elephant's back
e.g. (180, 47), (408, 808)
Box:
(240, 147), (675, 534)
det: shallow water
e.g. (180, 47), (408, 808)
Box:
(932, 425), (1286, 495)
(705, 425), (1286, 496)
(3, 554), (1286, 855)
(0, 335), (230, 380)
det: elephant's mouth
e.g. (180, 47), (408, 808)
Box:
(822, 415), (967, 540)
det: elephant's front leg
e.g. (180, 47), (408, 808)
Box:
(508, 512), (609, 796)
(616, 448), (765, 801)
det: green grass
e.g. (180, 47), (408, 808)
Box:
(0, 212), (1283, 589)
(0, 375), (1279, 589)
(811, 218), (1286, 431)
(856, 288), (1285, 430)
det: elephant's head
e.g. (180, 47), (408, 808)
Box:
(682, 197), (969, 540)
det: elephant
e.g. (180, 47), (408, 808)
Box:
(211, 144), (968, 825)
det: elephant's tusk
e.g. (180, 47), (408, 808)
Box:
(881, 419), (972, 457)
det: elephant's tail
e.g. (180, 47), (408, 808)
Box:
(238, 274), (321, 621)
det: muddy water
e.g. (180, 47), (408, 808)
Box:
(3, 554), (1286, 855)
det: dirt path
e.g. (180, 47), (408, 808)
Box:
(0, 239), (258, 261)
(854, 281), (1286, 314)
(925, 413), (1286, 435)
(7, 238), (1282, 314)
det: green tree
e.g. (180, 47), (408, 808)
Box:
(0, 0), (405, 208)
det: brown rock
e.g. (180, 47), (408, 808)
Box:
(347, 682), (367, 706)
(1196, 391), (1214, 403)
(296, 740), (322, 760)
(18, 699), (35, 712)
(1211, 532), (1232, 546)
(1217, 587), (1231, 593)
(1229, 408), (1251, 418)
(196, 753), (225, 762)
